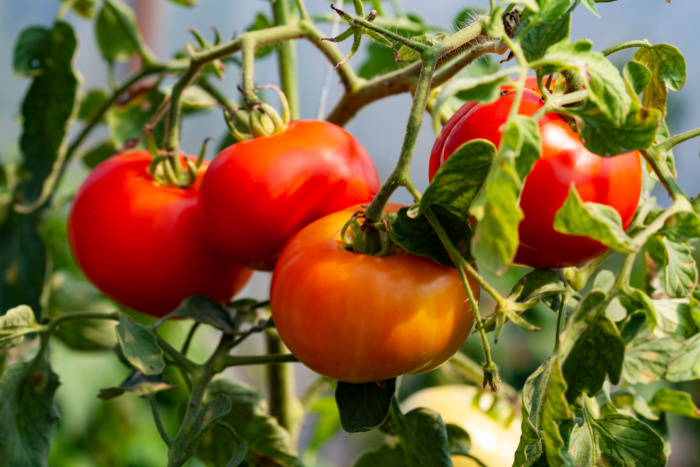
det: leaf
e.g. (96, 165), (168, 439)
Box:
(390, 405), (451, 467)
(520, 3), (572, 62)
(77, 88), (109, 122)
(386, 206), (472, 268)
(354, 442), (407, 467)
(622, 325), (684, 384)
(470, 118), (540, 275)
(335, 379), (396, 433)
(358, 42), (408, 80)
(445, 423), (471, 457)
(171, 296), (238, 333)
(559, 290), (624, 398)
(0, 305), (41, 350)
(569, 102), (661, 157)
(553, 186), (636, 253)
(666, 333), (700, 382)
(98, 370), (176, 400)
(623, 60), (652, 98)
(420, 139), (495, 218)
(115, 314), (165, 375)
(510, 269), (566, 312)
(307, 397), (341, 453)
(648, 387), (700, 419)
(106, 89), (166, 148)
(82, 140), (116, 169)
(13, 27), (50, 76)
(432, 72), (513, 121)
(660, 209), (700, 243)
(196, 380), (299, 467)
(569, 413), (666, 467)
(542, 40), (629, 124)
(396, 33), (446, 62)
(60, 0), (99, 18)
(513, 356), (572, 467)
(626, 287), (697, 338)
(186, 394), (233, 455)
(646, 235), (698, 299)
(95, 0), (141, 62)
(16, 21), (78, 205)
(634, 43), (686, 119)
(0, 355), (60, 467)
(0, 211), (47, 318)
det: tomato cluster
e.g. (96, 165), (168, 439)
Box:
(68, 120), (380, 317)
(429, 78), (643, 268)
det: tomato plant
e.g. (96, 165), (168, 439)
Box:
(270, 205), (479, 383)
(197, 120), (381, 270)
(68, 151), (252, 316)
(429, 80), (643, 268)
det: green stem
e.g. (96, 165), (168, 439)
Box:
(181, 323), (200, 357)
(602, 40), (651, 57)
(655, 127), (700, 153)
(273, 0), (300, 120)
(214, 353), (298, 371)
(364, 56), (437, 223)
(264, 330), (300, 438)
(294, 0), (311, 20)
(554, 290), (570, 352)
(641, 148), (688, 201)
(424, 208), (499, 391)
(149, 394), (173, 446)
(153, 332), (200, 375)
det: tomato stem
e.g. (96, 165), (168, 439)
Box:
(265, 330), (302, 440)
(553, 290), (570, 352)
(272, 0), (300, 120)
(601, 40), (652, 57)
(641, 148), (689, 201)
(148, 394), (173, 447)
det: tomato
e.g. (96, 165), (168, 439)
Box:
(403, 385), (521, 467)
(197, 120), (381, 271)
(429, 81), (642, 268)
(68, 151), (252, 317)
(269, 205), (479, 383)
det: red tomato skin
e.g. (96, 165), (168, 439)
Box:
(197, 120), (381, 271)
(429, 87), (642, 269)
(68, 151), (252, 317)
(270, 205), (479, 384)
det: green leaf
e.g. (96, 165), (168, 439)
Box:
(646, 236), (698, 299)
(186, 394), (234, 456)
(470, 119), (540, 276)
(0, 211), (47, 317)
(16, 21), (78, 205)
(626, 287), (697, 338)
(358, 42), (408, 80)
(95, 0), (141, 62)
(622, 325), (684, 384)
(445, 423), (472, 457)
(106, 89), (166, 148)
(307, 397), (341, 453)
(196, 380), (299, 467)
(82, 140), (116, 169)
(98, 370), (176, 400)
(666, 333), (700, 382)
(335, 379), (396, 433)
(421, 139), (496, 217)
(354, 442), (407, 467)
(560, 290), (624, 398)
(520, 4), (572, 62)
(0, 355), (60, 467)
(386, 206), (472, 268)
(623, 60), (652, 97)
(171, 296), (238, 333)
(510, 269), (566, 312)
(569, 413), (666, 467)
(77, 88), (109, 122)
(634, 44), (686, 118)
(115, 314), (165, 375)
(648, 387), (700, 419)
(13, 27), (50, 76)
(0, 305), (41, 350)
(568, 103), (660, 157)
(553, 186), (636, 253)
(542, 40), (629, 124)
(390, 405), (451, 467)
(514, 356), (572, 467)
(660, 209), (700, 243)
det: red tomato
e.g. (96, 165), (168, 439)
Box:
(429, 82), (642, 269)
(270, 205), (479, 383)
(197, 120), (381, 271)
(68, 151), (252, 317)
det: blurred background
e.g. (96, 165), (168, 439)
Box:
(1, 1), (699, 466)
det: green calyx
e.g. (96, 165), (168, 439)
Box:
(225, 84), (291, 141)
(146, 135), (208, 188)
(340, 210), (396, 257)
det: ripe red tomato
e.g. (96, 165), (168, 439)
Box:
(68, 151), (252, 317)
(197, 120), (381, 271)
(270, 204), (479, 383)
(429, 81), (642, 269)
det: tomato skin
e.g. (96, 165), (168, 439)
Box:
(68, 151), (252, 317)
(197, 120), (381, 271)
(429, 84), (643, 269)
(270, 205), (479, 383)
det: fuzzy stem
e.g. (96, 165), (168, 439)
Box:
(272, 0), (300, 120)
